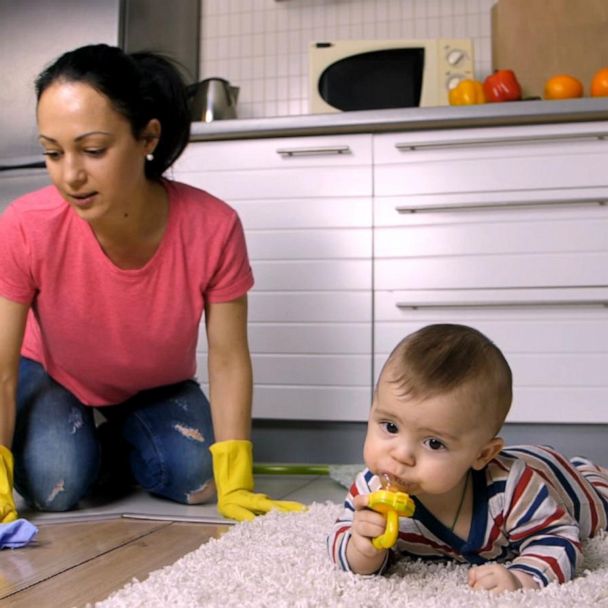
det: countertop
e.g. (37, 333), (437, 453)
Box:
(190, 97), (608, 142)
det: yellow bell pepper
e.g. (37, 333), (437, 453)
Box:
(449, 79), (486, 105)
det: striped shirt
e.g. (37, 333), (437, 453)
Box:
(328, 445), (608, 586)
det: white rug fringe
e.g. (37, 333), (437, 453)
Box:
(91, 503), (608, 608)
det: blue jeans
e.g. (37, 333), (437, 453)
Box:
(13, 358), (215, 512)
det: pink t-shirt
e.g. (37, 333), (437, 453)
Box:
(0, 180), (254, 405)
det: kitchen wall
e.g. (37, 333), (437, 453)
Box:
(200, 0), (495, 119)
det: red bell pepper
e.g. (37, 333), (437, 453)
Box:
(483, 69), (522, 102)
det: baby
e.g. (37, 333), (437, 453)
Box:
(328, 323), (608, 592)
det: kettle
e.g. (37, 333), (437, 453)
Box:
(187, 78), (239, 122)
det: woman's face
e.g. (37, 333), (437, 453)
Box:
(37, 80), (157, 223)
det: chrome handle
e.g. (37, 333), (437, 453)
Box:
(276, 145), (351, 157)
(396, 198), (607, 214)
(394, 132), (608, 151)
(396, 300), (608, 310)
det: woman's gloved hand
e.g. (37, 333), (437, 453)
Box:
(0, 445), (18, 523)
(210, 439), (305, 522)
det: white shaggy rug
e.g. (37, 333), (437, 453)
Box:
(93, 503), (608, 608)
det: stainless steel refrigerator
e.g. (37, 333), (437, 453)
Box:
(0, 0), (200, 208)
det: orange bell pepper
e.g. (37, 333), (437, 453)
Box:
(448, 79), (486, 105)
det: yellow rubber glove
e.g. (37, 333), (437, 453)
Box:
(0, 445), (18, 523)
(210, 439), (306, 522)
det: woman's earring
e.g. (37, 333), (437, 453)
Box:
(146, 153), (154, 161)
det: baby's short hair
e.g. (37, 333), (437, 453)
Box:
(382, 324), (512, 431)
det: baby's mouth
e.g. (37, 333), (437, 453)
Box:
(378, 472), (415, 494)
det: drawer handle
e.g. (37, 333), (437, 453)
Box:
(394, 132), (608, 151)
(276, 145), (351, 157)
(395, 300), (608, 310)
(396, 198), (606, 213)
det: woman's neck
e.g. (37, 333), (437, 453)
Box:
(91, 180), (169, 269)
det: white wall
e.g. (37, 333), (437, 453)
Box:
(200, 0), (495, 119)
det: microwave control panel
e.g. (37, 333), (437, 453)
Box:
(439, 40), (475, 101)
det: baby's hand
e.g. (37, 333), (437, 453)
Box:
(350, 494), (388, 556)
(345, 494), (389, 574)
(468, 563), (539, 593)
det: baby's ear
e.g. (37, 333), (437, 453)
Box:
(472, 436), (504, 470)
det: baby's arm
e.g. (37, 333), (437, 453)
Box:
(345, 494), (389, 574)
(490, 460), (583, 587)
(468, 563), (539, 593)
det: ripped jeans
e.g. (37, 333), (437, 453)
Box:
(12, 357), (215, 512)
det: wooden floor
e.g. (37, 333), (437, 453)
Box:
(0, 518), (230, 608)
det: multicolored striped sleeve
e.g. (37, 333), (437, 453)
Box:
(327, 468), (381, 572)
(502, 460), (583, 586)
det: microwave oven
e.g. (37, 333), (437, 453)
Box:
(309, 38), (474, 112)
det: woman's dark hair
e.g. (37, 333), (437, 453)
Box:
(35, 44), (190, 180)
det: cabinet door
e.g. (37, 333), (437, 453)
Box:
(372, 123), (608, 424)
(374, 290), (608, 423)
(173, 134), (373, 421)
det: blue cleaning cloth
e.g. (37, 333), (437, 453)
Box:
(0, 518), (38, 549)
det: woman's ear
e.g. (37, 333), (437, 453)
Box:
(141, 119), (161, 154)
(472, 436), (504, 470)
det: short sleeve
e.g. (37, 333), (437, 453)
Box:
(0, 205), (36, 304)
(205, 213), (254, 303)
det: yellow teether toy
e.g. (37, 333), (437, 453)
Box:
(368, 473), (415, 550)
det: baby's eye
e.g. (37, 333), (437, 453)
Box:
(381, 421), (399, 434)
(424, 438), (446, 451)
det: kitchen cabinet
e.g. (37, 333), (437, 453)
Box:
(174, 119), (608, 424)
(172, 134), (373, 421)
(373, 121), (608, 423)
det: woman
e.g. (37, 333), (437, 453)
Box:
(0, 44), (302, 522)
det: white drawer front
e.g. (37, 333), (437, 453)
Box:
(376, 190), (608, 221)
(375, 208), (608, 258)
(253, 260), (371, 291)
(197, 353), (371, 390)
(247, 227), (370, 260)
(373, 122), (608, 198)
(375, 254), (608, 291)
(199, 318), (371, 354)
(248, 292), (371, 323)
(196, 383), (372, 421)
(250, 386), (371, 421)
(175, 167), (371, 199)
(373, 290), (608, 423)
(175, 134), (373, 172)
(232, 197), (372, 230)
(374, 147), (608, 197)
(374, 206), (608, 290)
(173, 135), (372, 199)
(247, 323), (371, 354)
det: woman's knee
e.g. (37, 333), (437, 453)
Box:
(15, 449), (100, 512)
(13, 366), (101, 512)
(20, 476), (93, 512)
(131, 432), (215, 504)
(121, 380), (216, 503)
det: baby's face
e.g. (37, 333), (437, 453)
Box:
(363, 371), (498, 500)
